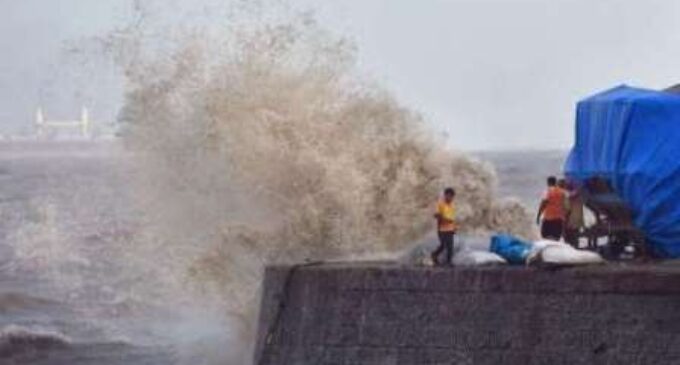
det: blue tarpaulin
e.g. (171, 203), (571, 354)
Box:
(565, 85), (680, 258)
(490, 234), (532, 265)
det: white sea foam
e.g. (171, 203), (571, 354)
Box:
(100, 3), (538, 364)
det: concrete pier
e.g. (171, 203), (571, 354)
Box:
(254, 262), (680, 365)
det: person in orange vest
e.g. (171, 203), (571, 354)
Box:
(432, 187), (457, 266)
(536, 176), (567, 240)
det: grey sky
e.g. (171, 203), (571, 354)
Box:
(2, 0), (680, 150)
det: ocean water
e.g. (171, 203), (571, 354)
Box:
(0, 141), (565, 364)
(0, 142), (175, 364)
(479, 149), (568, 205)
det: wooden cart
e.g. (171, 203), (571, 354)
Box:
(579, 177), (646, 258)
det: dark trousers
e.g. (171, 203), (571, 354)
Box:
(541, 219), (564, 241)
(432, 231), (455, 265)
(564, 227), (580, 248)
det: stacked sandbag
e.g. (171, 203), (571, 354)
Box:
(527, 239), (605, 267)
(405, 235), (509, 267)
(491, 235), (605, 267)
(489, 234), (533, 264)
(408, 234), (604, 267)
(453, 249), (507, 266)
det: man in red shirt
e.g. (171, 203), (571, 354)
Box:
(536, 176), (567, 240)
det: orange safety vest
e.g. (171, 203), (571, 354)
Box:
(436, 200), (457, 232)
(543, 187), (566, 221)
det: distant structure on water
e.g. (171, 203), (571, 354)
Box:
(36, 107), (90, 139)
(33, 107), (115, 140)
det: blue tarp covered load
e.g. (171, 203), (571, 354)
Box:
(489, 234), (532, 265)
(565, 85), (680, 258)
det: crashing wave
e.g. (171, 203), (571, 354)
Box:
(105, 4), (536, 364)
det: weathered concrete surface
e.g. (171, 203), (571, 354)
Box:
(254, 262), (680, 365)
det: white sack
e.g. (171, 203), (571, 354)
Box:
(453, 249), (508, 266)
(530, 243), (605, 266)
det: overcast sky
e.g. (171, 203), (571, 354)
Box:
(2, 0), (680, 150)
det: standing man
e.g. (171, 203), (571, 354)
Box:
(536, 176), (567, 240)
(432, 187), (457, 266)
(564, 181), (585, 247)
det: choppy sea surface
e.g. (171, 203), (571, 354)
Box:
(0, 141), (565, 365)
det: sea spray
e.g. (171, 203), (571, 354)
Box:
(110, 7), (535, 364)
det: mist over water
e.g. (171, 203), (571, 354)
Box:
(106, 5), (536, 363)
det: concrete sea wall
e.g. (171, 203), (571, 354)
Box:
(254, 262), (680, 365)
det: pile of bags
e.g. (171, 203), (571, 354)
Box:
(452, 250), (508, 266)
(408, 234), (605, 267)
(490, 234), (605, 267)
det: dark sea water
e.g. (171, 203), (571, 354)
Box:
(479, 149), (568, 205)
(0, 142), (565, 365)
(0, 142), (176, 364)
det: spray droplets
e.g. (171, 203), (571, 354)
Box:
(117, 10), (535, 363)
